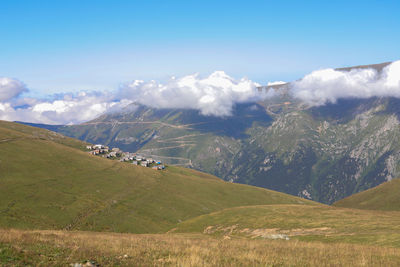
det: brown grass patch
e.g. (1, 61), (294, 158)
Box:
(204, 224), (335, 239)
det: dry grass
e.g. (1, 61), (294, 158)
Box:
(174, 204), (400, 247)
(1, 229), (400, 266)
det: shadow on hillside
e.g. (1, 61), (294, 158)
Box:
(381, 98), (400, 121)
(309, 98), (381, 124)
(309, 97), (400, 124)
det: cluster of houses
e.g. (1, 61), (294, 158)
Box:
(86, 144), (165, 170)
(87, 144), (111, 155)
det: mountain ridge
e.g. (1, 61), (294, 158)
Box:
(333, 178), (400, 211)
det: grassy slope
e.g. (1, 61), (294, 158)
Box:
(173, 204), (400, 247)
(0, 120), (87, 150)
(333, 178), (400, 211)
(0, 121), (314, 234)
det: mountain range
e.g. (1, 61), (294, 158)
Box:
(24, 62), (400, 204)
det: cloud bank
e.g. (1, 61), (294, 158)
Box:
(0, 72), (267, 124)
(119, 71), (267, 116)
(0, 87), (129, 125)
(1, 60), (400, 125)
(292, 60), (400, 106)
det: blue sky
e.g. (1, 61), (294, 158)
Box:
(1, 0), (399, 95)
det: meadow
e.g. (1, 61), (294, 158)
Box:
(1, 229), (400, 266)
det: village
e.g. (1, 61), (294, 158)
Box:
(86, 144), (166, 170)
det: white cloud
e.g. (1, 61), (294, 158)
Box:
(0, 71), (269, 124)
(291, 60), (400, 106)
(0, 77), (28, 102)
(0, 91), (132, 125)
(267, 81), (287, 86)
(119, 71), (269, 116)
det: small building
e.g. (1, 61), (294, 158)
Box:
(141, 162), (148, 167)
(152, 166), (159, 170)
(132, 161), (138, 165)
(101, 148), (110, 153)
(93, 144), (104, 149)
(108, 151), (117, 157)
(138, 156), (146, 161)
(86, 145), (93, 150)
(91, 150), (100, 155)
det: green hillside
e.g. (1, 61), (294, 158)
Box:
(173, 204), (400, 247)
(333, 178), (400, 211)
(0, 120), (87, 150)
(0, 120), (314, 234)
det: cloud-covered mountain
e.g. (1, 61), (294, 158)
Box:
(119, 71), (272, 116)
(1, 60), (400, 125)
(291, 61), (400, 105)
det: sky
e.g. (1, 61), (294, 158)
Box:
(0, 0), (399, 124)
